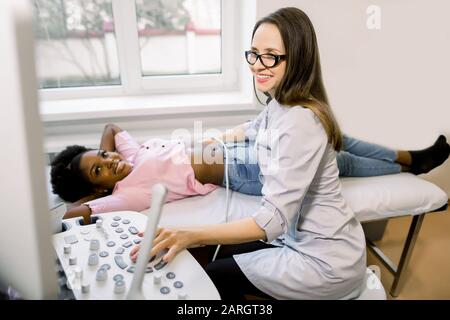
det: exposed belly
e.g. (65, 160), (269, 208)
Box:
(189, 145), (224, 186)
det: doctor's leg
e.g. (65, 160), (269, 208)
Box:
(205, 241), (276, 300)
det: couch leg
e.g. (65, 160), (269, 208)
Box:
(389, 214), (425, 297)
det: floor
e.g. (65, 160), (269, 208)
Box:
(367, 201), (450, 299)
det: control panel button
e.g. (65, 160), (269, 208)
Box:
(128, 227), (139, 235)
(122, 219), (131, 224)
(166, 272), (176, 279)
(113, 216), (121, 221)
(174, 281), (184, 289)
(114, 256), (128, 269)
(106, 241), (116, 247)
(96, 268), (108, 281)
(99, 251), (109, 258)
(114, 280), (126, 294)
(100, 263), (111, 270)
(122, 241), (132, 248)
(113, 274), (124, 282)
(160, 286), (170, 295)
(154, 259), (168, 270)
(111, 222), (119, 227)
(64, 234), (78, 245)
(115, 247), (125, 255)
(120, 234), (129, 240)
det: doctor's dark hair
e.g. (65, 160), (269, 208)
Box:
(252, 7), (343, 151)
(50, 145), (95, 202)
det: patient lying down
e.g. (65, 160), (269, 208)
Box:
(50, 124), (449, 224)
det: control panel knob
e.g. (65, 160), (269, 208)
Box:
(88, 253), (99, 266)
(81, 281), (90, 294)
(177, 292), (188, 300)
(74, 267), (83, 279)
(153, 274), (162, 285)
(69, 255), (77, 265)
(63, 244), (71, 254)
(89, 239), (100, 250)
(96, 219), (103, 228)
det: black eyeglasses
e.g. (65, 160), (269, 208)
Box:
(245, 50), (286, 68)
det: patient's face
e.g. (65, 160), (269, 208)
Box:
(79, 150), (132, 190)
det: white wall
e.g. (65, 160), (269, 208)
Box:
(257, 0), (450, 196)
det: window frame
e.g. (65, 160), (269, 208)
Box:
(40, 0), (239, 101)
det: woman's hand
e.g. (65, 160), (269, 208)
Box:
(129, 227), (198, 264)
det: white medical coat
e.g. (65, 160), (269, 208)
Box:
(235, 99), (367, 299)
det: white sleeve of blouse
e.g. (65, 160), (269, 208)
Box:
(252, 108), (328, 242)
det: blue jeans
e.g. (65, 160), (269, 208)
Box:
(221, 141), (262, 196)
(337, 135), (401, 177)
(221, 135), (401, 196)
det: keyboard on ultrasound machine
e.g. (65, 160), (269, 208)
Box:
(53, 208), (220, 300)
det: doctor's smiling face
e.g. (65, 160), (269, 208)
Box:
(79, 150), (133, 191)
(247, 22), (286, 97)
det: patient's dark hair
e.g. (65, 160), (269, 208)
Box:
(50, 145), (94, 202)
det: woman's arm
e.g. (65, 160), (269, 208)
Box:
(130, 217), (266, 263)
(202, 123), (248, 145)
(63, 204), (92, 226)
(99, 123), (123, 152)
(66, 194), (103, 210)
(194, 217), (266, 245)
(203, 109), (266, 145)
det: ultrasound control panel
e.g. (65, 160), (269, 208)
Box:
(53, 211), (220, 300)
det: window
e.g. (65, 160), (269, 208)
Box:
(33, 0), (237, 100)
(34, 0), (120, 89)
(136, 0), (221, 76)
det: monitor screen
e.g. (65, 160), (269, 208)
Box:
(0, 0), (58, 299)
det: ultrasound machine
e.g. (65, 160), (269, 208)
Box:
(0, 0), (220, 300)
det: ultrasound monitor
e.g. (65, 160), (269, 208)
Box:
(0, 0), (58, 299)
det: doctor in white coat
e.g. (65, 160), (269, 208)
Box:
(130, 7), (367, 300)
